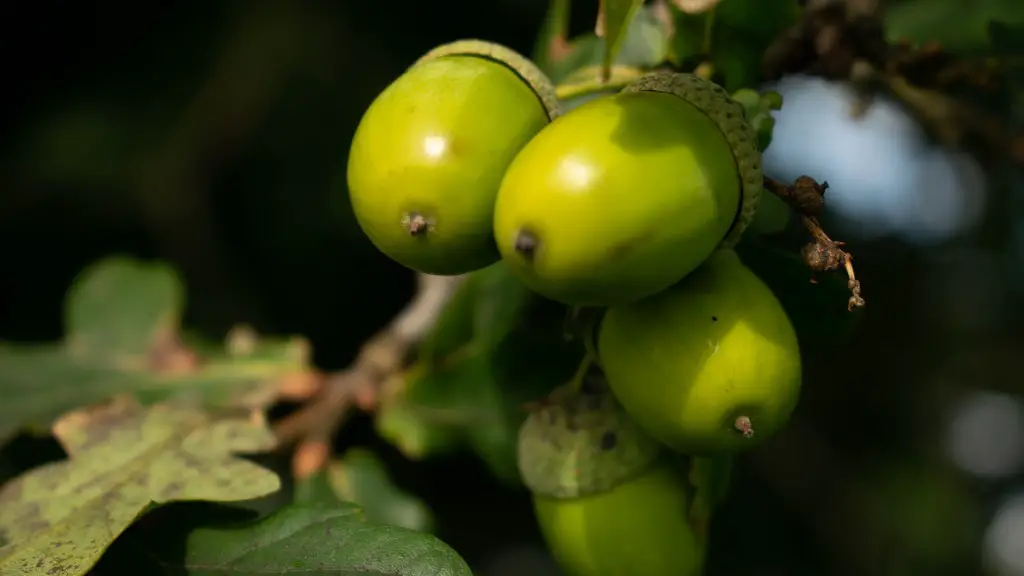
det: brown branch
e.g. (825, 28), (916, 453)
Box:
(761, 0), (1022, 166)
(273, 273), (466, 478)
(764, 175), (865, 311)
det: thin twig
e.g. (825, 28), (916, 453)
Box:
(274, 273), (465, 478)
(761, 0), (1022, 166)
(764, 175), (865, 310)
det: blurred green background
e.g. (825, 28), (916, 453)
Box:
(1, 1), (1023, 575)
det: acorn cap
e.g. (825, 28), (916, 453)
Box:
(622, 72), (763, 249)
(416, 39), (562, 121)
(517, 380), (664, 499)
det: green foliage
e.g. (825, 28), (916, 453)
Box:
(160, 505), (469, 576)
(734, 87), (789, 234)
(599, 0), (647, 80)
(377, 263), (582, 484)
(0, 397), (280, 574)
(64, 257), (184, 360)
(732, 88), (784, 152)
(4, 1), (999, 574)
(669, 0), (802, 91)
(0, 255), (476, 574)
(536, 2), (669, 83)
(296, 448), (435, 533)
(0, 257), (311, 442)
(886, 0), (1024, 55)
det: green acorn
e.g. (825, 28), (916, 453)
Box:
(494, 72), (763, 306)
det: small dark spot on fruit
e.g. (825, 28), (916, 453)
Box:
(600, 431), (618, 451)
(514, 228), (539, 261)
(711, 316), (718, 322)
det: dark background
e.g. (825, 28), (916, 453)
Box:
(1, 1), (1022, 575)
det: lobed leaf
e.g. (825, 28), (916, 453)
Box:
(544, 4), (669, 83)
(669, 0), (802, 91)
(64, 257), (184, 361)
(416, 262), (531, 364)
(376, 264), (581, 484)
(0, 256), (313, 442)
(0, 397), (281, 576)
(296, 448), (434, 534)
(168, 504), (471, 576)
(415, 279), (477, 365)
(598, 0), (646, 81)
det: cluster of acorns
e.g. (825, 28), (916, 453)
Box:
(347, 40), (803, 576)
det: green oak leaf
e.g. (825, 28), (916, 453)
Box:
(470, 262), (535, 351)
(296, 448), (434, 533)
(731, 87), (762, 117)
(753, 114), (776, 152)
(453, 353), (526, 484)
(377, 354), (509, 474)
(732, 87), (783, 154)
(163, 504), (471, 576)
(0, 396), (280, 576)
(711, 0), (802, 55)
(545, 4), (669, 83)
(0, 256), (313, 442)
(599, 0), (646, 81)
(670, 0), (801, 91)
(64, 256), (184, 361)
(416, 277), (476, 364)
(380, 331), (580, 485)
(376, 265), (580, 484)
(667, 6), (712, 66)
(761, 90), (783, 111)
(375, 360), (478, 460)
(417, 262), (532, 363)
(887, 0), (1024, 55)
